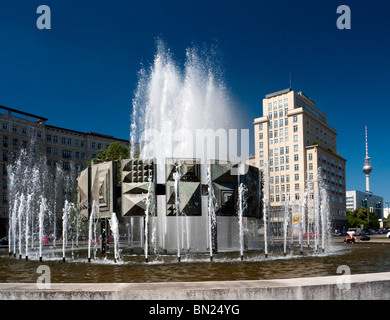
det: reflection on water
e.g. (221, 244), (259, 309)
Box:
(1, 243), (390, 283)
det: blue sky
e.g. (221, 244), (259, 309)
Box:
(0, 0), (389, 206)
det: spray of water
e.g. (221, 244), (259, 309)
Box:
(109, 212), (120, 263)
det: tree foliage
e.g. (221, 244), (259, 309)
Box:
(89, 142), (130, 165)
(346, 207), (379, 230)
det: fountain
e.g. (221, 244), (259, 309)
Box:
(4, 42), (336, 278)
(109, 212), (120, 263)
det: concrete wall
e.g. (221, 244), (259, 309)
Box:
(0, 272), (389, 300)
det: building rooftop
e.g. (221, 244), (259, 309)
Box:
(0, 105), (48, 122)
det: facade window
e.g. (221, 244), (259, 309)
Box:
(47, 134), (51, 141)
(61, 137), (66, 144)
(278, 100), (283, 108)
(62, 150), (72, 159)
(68, 138), (72, 145)
(53, 135), (58, 142)
(293, 115), (298, 122)
(259, 151), (264, 158)
(92, 143), (96, 149)
(294, 154), (299, 161)
(2, 123), (8, 131)
(294, 145), (298, 152)
(2, 137), (8, 148)
(273, 102), (277, 109)
(294, 164), (299, 171)
(53, 148), (58, 155)
(284, 98), (288, 106)
(12, 125), (17, 133)
(293, 125), (298, 132)
(309, 163), (313, 170)
(309, 153), (313, 160)
(22, 128), (27, 135)
(293, 135), (298, 142)
(285, 146), (289, 154)
(3, 152), (7, 162)
(279, 119), (283, 127)
(259, 142), (263, 149)
(12, 139), (17, 148)
(294, 174), (299, 181)
(268, 103), (272, 111)
(47, 147), (52, 154)
(285, 127), (288, 136)
(259, 133), (263, 139)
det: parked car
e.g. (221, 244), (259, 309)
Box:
(348, 228), (362, 236)
(387, 231), (390, 239)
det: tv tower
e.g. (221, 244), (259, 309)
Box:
(362, 125), (373, 193)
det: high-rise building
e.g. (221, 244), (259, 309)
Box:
(253, 89), (347, 232)
(0, 105), (129, 237)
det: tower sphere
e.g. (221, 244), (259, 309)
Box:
(362, 162), (373, 174)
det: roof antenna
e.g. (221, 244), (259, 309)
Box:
(289, 69), (292, 89)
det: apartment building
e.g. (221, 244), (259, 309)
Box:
(253, 89), (347, 232)
(0, 105), (129, 237)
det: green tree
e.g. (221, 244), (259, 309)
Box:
(89, 142), (130, 165)
(346, 207), (379, 230)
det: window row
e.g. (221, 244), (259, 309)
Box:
(267, 98), (289, 111)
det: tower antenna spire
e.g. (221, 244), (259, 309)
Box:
(362, 125), (373, 193)
(365, 125), (368, 158)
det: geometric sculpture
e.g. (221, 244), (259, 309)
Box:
(165, 158), (201, 216)
(91, 162), (116, 219)
(210, 162), (261, 218)
(210, 161), (239, 216)
(120, 158), (156, 217)
(76, 167), (90, 221)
